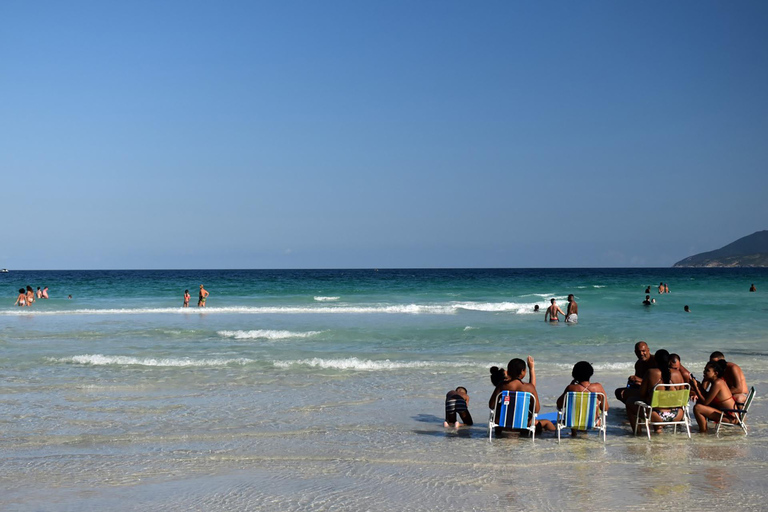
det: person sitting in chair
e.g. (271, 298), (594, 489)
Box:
(626, 349), (685, 433)
(489, 356), (555, 435)
(556, 361), (609, 435)
(690, 360), (739, 433)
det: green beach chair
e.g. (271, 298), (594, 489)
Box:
(714, 386), (755, 437)
(556, 392), (607, 443)
(634, 383), (691, 440)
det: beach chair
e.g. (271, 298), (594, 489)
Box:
(556, 392), (607, 443)
(714, 386), (755, 437)
(488, 390), (537, 441)
(634, 383), (691, 440)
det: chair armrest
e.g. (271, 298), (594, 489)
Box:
(634, 401), (649, 407)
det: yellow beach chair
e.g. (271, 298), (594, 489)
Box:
(556, 392), (607, 443)
(634, 383), (691, 440)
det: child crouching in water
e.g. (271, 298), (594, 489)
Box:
(444, 387), (473, 427)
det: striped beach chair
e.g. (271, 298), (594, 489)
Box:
(556, 392), (607, 443)
(489, 390), (537, 441)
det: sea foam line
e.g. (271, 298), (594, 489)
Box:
(50, 355), (255, 367)
(1, 302), (540, 316)
(51, 355), (488, 371)
(314, 296), (340, 302)
(217, 329), (322, 340)
(272, 357), (487, 371)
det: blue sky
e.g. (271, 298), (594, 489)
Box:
(2, 1), (767, 269)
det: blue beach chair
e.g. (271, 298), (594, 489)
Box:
(489, 390), (537, 441)
(556, 392), (607, 443)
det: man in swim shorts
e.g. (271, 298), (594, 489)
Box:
(198, 284), (209, 307)
(565, 294), (578, 323)
(444, 387), (473, 427)
(615, 341), (656, 404)
(708, 352), (748, 404)
(544, 298), (565, 323)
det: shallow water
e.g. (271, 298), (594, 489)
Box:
(1, 269), (765, 510)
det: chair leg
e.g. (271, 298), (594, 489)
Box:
(716, 412), (724, 437)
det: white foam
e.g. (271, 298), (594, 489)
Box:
(463, 326), (476, 331)
(454, 301), (539, 315)
(552, 361), (634, 372)
(51, 355), (254, 367)
(272, 357), (486, 371)
(0, 305), (457, 316)
(314, 296), (340, 302)
(217, 330), (322, 340)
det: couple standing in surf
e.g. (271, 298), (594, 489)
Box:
(544, 294), (578, 323)
(182, 284), (209, 307)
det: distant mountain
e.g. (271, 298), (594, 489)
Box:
(673, 230), (768, 267)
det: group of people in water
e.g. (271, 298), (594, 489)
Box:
(14, 285), (49, 306)
(616, 342), (748, 433)
(445, 341), (749, 437)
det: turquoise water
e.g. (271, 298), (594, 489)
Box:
(1, 268), (766, 510)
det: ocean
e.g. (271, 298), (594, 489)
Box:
(1, 268), (766, 511)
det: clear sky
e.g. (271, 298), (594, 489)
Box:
(2, 1), (767, 269)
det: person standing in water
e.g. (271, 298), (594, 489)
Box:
(183, 289), (190, 308)
(544, 298), (565, 323)
(198, 285), (209, 307)
(14, 288), (27, 306)
(42, 286), (49, 299)
(750, 284), (757, 292)
(565, 294), (578, 323)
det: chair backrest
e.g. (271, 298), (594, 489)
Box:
(649, 383), (690, 409)
(562, 392), (601, 429)
(493, 391), (534, 429)
(741, 387), (756, 413)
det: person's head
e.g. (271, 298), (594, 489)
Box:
(634, 342), (651, 361)
(185, 289), (189, 294)
(684, 305), (690, 312)
(704, 360), (726, 380)
(550, 298), (556, 304)
(654, 349), (672, 383)
(669, 353), (681, 370)
(490, 366), (507, 386)
(200, 284), (204, 289)
(572, 361), (594, 382)
(507, 358), (527, 379)
(709, 351), (725, 362)
(37, 287), (40, 290)
(455, 386), (468, 397)
(533, 305), (539, 312)
(68, 295), (72, 299)
(43, 286), (48, 290)
(645, 295), (650, 300)
(567, 294), (574, 301)
(660, 282), (664, 286)
(26, 286), (32, 292)
(19, 288), (25, 294)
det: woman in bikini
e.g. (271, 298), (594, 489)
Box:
(691, 360), (739, 433)
(626, 349), (685, 432)
(14, 288), (27, 306)
(556, 361), (609, 434)
(489, 356), (555, 435)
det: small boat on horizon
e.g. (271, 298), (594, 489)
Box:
(1, 269), (8, 273)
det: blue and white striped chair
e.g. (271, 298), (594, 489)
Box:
(489, 390), (537, 441)
(556, 392), (607, 443)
